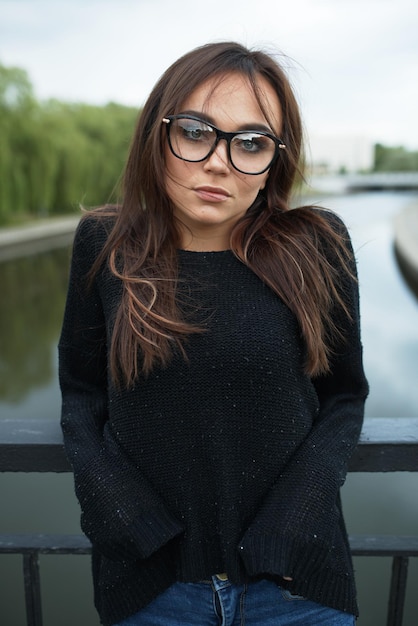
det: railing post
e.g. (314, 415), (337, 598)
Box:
(387, 556), (409, 626)
(23, 552), (43, 626)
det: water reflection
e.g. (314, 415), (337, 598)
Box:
(310, 190), (418, 418)
(359, 223), (418, 417)
(0, 247), (70, 407)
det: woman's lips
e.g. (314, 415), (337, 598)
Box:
(194, 186), (231, 202)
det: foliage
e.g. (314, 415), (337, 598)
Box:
(373, 143), (418, 172)
(0, 62), (139, 225)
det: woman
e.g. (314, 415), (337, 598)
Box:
(59, 42), (368, 626)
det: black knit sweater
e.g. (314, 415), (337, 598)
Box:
(59, 212), (368, 626)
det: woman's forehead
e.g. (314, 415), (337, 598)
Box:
(178, 72), (282, 132)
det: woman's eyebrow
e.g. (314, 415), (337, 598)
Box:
(179, 109), (275, 135)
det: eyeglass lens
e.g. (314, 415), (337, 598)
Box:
(168, 117), (277, 174)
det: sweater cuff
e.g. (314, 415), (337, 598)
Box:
(82, 506), (184, 562)
(238, 532), (332, 582)
(128, 507), (185, 559)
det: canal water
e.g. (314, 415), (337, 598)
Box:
(1, 188), (417, 625)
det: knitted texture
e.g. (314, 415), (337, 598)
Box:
(59, 213), (368, 626)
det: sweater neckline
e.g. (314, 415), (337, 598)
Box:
(177, 248), (233, 255)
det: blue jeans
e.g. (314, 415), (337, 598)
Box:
(113, 575), (355, 625)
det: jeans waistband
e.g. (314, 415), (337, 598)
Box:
(200, 573), (228, 583)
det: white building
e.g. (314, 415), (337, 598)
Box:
(307, 134), (375, 173)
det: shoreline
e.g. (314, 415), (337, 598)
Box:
(0, 216), (80, 262)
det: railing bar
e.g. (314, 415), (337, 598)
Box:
(23, 552), (43, 626)
(0, 533), (92, 554)
(0, 540), (414, 626)
(387, 556), (409, 626)
(2, 533), (418, 556)
(349, 534), (418, 556)
(2, 417), (418, 473)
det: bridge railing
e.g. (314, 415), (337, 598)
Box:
(1, 417), (417, 626)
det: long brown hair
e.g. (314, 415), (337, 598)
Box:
(88, 41), (354, 387)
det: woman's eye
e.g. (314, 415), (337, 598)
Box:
(234, 134), (266, 152)
(187, 128), (203, 139)
(242, 139), (256, 150)
(179, 123), (212, 141)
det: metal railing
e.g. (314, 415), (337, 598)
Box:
(1, 417), (418, 626)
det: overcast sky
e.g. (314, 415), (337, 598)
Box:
(1, 0), (417, 150)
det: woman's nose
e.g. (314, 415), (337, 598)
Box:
(203, 140), (231, 173)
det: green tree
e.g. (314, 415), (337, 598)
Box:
(373, 143), (418, 172)
(0, 63), (38, 221)
(0, 63), (34, 108)
(0, 62), (139, 225)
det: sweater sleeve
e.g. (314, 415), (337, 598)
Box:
(238, 213), (369, 581)
(59, 217), (184, 562)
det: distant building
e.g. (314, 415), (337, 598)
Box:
(307, 134), (374, 174)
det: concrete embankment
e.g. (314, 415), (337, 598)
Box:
(0, 216), (80, 262)
(394, 201), (418, 292)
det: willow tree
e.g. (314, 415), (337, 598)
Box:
(0, 62), (139, 225)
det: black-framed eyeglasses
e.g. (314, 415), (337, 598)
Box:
(162, 114), (286, 175)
